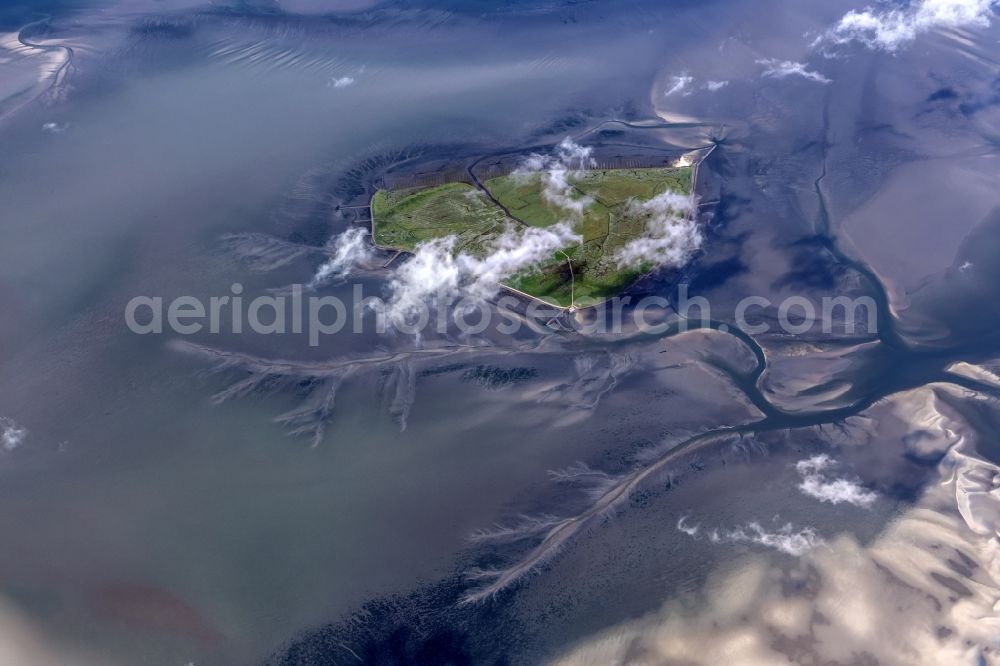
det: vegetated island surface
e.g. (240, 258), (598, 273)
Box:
(371, 165), (693, 308)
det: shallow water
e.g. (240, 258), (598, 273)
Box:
(1, 0), (999, 664)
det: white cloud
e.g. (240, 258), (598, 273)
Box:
(551, 137), (595, 170)
(387, 222), (581, 324)
(676, 515), (699, 536)
(311, 227), (372, 285)
(756, 58), (831, 84)
(663, 74), (694, 97)
(824, 0), (998, 51)
(329, 75), (355, 88)
(799, 475), (878, 507)
(680, 518), (822, 556)
(41, 122), (68, 133)
(518, 138), (597, 219)
(612, 190), (702, 270)
(740, 523), (821, 556)
(0, 417), (27, 451)
(795, 454), (878, 508)
(704, 80), (729, 91)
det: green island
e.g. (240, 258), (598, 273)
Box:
(371, 166), (693, 308)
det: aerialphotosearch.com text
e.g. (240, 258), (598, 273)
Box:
(125, 283), (878, 345)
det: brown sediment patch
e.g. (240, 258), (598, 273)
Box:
(91, 582), (225, 645)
